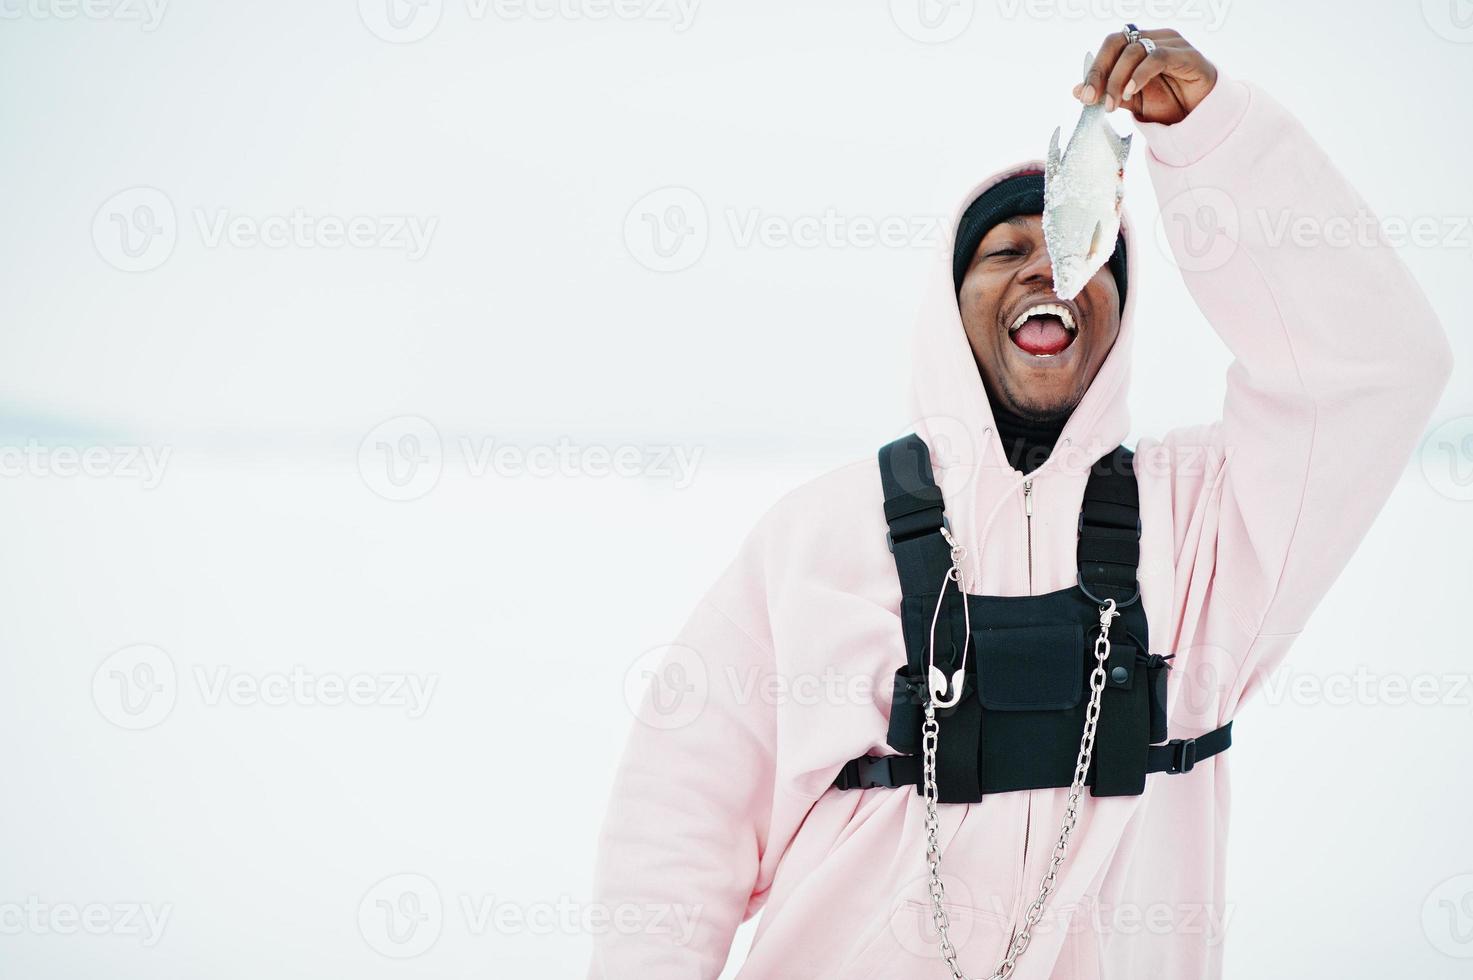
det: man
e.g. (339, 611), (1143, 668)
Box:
(589, 28), (1452, 979)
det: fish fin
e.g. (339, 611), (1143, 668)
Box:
(1087, 219), (1105, 261)
(1046, 127), (1062, 185)
(1100, 123), (1131, 164)
(1082, 50), (1094, 79)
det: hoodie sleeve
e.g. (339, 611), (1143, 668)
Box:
(1133, 72), (1453, 706)
(587, 517), (779, 979)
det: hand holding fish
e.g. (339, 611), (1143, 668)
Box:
(1072, 28), (1217, 125)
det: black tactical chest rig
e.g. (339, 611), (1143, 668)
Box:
(833, 434), (1232, 802)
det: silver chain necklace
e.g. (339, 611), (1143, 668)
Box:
(923, 529), (1120, 980)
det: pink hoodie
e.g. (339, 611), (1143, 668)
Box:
(589, 73), (1453, 979)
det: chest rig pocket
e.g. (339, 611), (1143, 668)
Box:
(832, 433), (1232, 802)
(975, 624), (1083, 712)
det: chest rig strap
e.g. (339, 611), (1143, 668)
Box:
(835, 433), (1233, 798)
(877, 433), (982, 800)
(1076, 447), (1143, 607)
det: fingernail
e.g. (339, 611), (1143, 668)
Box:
(1123, 80), (1136, 99)
(1105, 94), (1116, 111)
(1081, 84), (1095, 103)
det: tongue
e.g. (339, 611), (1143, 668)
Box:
(1012, 316), (1071, 356)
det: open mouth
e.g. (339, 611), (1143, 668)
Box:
(1008, 302), (1078, 357)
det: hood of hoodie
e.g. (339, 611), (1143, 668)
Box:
(905, 160), (1140, 560)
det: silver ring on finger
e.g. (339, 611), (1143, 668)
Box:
(1122, 22), (1141, 44)
(1139, 36), (1156, 54)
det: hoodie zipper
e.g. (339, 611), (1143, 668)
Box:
(1023, 479), (1034, 594)
(1008, 478), (1036, 954)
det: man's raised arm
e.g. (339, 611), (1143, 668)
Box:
(1135, 68), (1452, 673)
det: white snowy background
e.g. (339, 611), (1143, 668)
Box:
(1, 0), (1470, 977)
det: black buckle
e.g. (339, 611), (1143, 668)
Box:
(886, 515), (951, 554)
(1168, 737), (1198, 774)
(837, 755), (897, 790)
(835, 760), (859, 790)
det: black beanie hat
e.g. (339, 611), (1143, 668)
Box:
(952, 171), (1127, 311)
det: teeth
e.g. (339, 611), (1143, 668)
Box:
(1008, 303), (1077, 334)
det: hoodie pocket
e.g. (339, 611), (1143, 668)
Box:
(840, 897), (1010, 980)
(1045, 898), (1105, 980)
(843, 898), (1104, 980)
